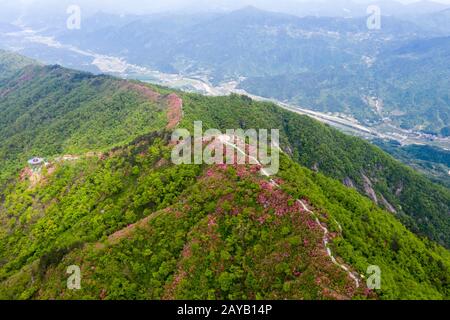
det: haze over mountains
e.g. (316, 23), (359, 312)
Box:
(1, 0), (450, 18)
(3, 5), (447, 131)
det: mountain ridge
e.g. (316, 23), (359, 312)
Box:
(0, 51), (449, 299)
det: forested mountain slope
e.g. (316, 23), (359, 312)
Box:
(374, 140), (450, 188)
(0, 54), (449, 299)
(180, 93), (450, 247)
(0, 63), (178, 184)
(0, 129), (449, 300)
(0, 50), (39, 81)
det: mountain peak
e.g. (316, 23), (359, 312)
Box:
(225, 5), (298, 22)
(229, 5), (271, 16)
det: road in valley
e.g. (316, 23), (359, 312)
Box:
(2, 25), (449, 150)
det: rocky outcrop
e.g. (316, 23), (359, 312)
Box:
(380, 195), (397, 213)
(343, 177), (355, 189)
(362, 173), (378, 204)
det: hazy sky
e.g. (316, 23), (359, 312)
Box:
(2, 0), (450, 16)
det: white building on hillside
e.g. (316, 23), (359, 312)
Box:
(28, 157), (45, 172)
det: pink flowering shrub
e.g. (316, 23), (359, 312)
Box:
(159, 163), (368, 300)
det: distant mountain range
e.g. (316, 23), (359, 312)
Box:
(1, 6), (449, 137)
(0, 0), (448, 22)
(27, 6), (444, 136)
